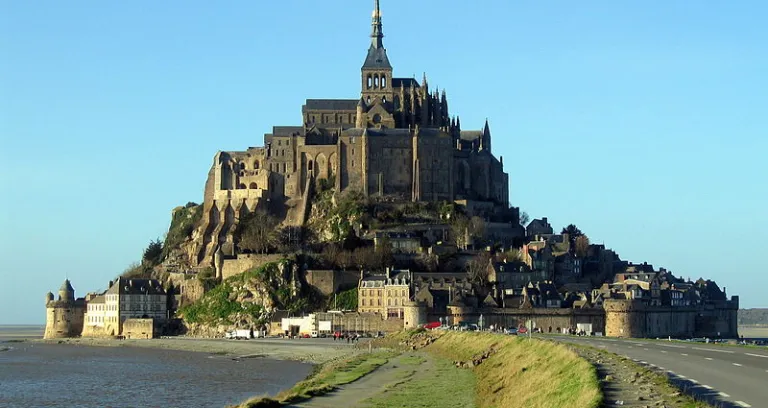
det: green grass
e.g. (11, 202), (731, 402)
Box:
(422, 331), (602, 408)
(233, 350), (398, 407)
(363, 357), (476, 408)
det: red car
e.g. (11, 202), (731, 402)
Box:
(517, 326), (528, 334)
(423, 322), (442, 330)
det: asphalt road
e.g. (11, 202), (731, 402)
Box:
(545, 334), (768, 408)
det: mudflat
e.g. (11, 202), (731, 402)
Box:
(32, 336), (358, 364)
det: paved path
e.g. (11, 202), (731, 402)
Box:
(547, 334), (768, 408)
(290, 352), (433, 407)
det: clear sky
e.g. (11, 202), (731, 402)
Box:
(1, 1), (766, 324)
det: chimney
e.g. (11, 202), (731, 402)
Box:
(108, 280), (113, 288)
(542, 217), (548, 224)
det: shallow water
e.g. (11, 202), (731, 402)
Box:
(0, 341), (311, 408)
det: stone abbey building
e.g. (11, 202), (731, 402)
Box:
(194, 1), (510, 266)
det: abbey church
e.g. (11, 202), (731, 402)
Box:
(195, 1), (511, 266)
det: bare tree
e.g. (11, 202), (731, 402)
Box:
(450, 213), (470, 249)
(467, 252), (492, 288)
(321, 243), (342, 269)
(238, 211), (279, 254)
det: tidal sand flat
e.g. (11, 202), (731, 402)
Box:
(0, 341), (313, 408)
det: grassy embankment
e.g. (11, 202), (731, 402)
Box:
(371, 330), (602, 408)
(233, 330), (601, 408)
(232, 349), (398, 408)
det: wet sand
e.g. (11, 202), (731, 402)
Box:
(31, 336), (359, 364)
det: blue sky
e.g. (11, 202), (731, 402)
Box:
(1, 0), (766, 324)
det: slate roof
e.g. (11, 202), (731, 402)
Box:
(363, 45), (392, 69)
(304, 99), (359, 111)
(106, 278), (166, 296)
(460, 130), (482, 141)
(392, 78), (420, 88)
(272, 126), (303, 136)
(59, 279), (74, 293)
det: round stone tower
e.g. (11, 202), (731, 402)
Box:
(44, 279), (85, 339)
(402, 300), (426, 329)
(604, 299), (646, 338)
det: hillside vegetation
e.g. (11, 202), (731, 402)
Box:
(179, 261), (320, 327)
(739, 308), (768, 326)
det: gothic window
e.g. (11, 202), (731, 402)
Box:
(381, 75), (387, 88)
(374, 75), (379, 88)
(367, 75), (372, 89)
(253, 160), (260, 170)
(366, 96), (371, 104)
(382, 96), (387, 104)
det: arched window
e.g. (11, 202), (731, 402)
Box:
(367, 75), (372, 89)
(381, 75), (387, 88)
(240, 162), (246, 171)
(238, 183), (246, 189)
(394, 299), (398, 306)
(382, 96), (387, 104)
(374, 75), (379, 88)
(387, 299), (391, 306)
(366, 96), (371, 104)
(253, 160), (260, 170)
(249, 182), (257, 189)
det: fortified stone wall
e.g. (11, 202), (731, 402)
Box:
(305, 270), (360, 296)
(44, 302), (85, 339)
(221, 254), (284, 280)
(403, 302), (427, 329)
(446, 307), (606, 334)
(123, 319), (155, 339)
(604, 299), (739, 338)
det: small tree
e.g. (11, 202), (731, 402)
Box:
(575, 235), (590, 258)
(142, 239), (164, 266)
(450, 213), (470, 249)
(467, 252), (492, 288)
(561, 224), (584, 256)
(238, 211), (279, 254)
(519, 211), (530, 226)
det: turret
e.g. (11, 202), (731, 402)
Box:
(45, 292), (54, 303)
(58, 279), (75, 302)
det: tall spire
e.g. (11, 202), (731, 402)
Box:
(362, 0), (391, 69)
(371, 0), (383, 49)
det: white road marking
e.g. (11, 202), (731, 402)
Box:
(745, 353), (768, 359)
(693, 347), (734, 354)
(659, 344), (687, 349)
(681, 353), (689, 356)
(719, 392), (731, 398)
(705, 357), (713, 361)
(735, 401), (752, 407)
(733, 363), (743, 367)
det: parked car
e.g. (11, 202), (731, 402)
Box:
(518, 326), (528, 334)
(505, 328), (518, 335)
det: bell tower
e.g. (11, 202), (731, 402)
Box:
(361, 0), (394, 107)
